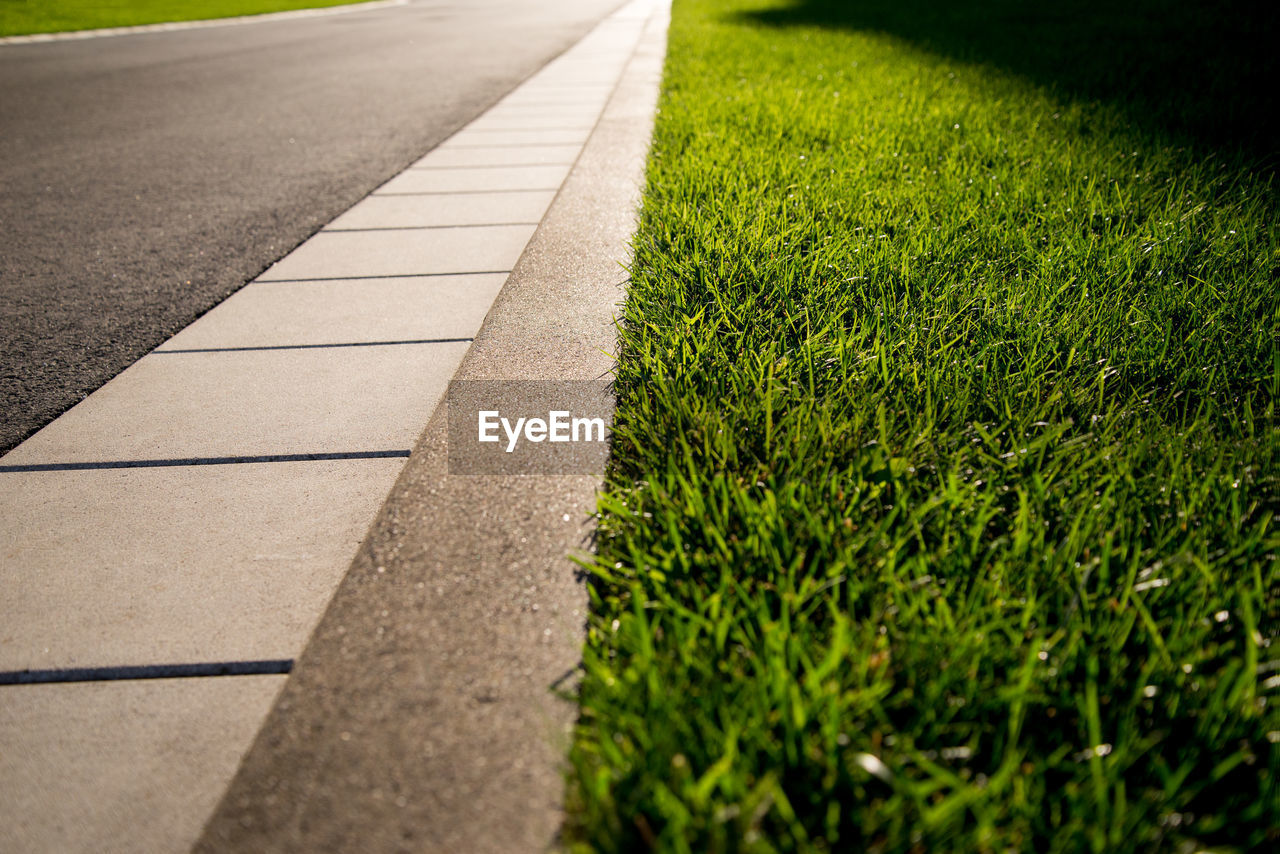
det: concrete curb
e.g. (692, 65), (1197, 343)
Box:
(193, 2), (668, 851)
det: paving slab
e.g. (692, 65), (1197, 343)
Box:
(473, 101), (605, 116)
(441, 128), (594, 147)
(412, 144), (582, 168)
(324, 191), (556, 230)
(375, 164), (571, 194)
(498, 91), (613, 104)
(258, 224), (535, 280)
(0, 459), (407, 669)
(461, 116), (600, 132)
(159, 275), (508, 350)
(0, 676), (285, 854)
(1, 344), (469, 465)
(503, 83), (615, 92)
(476, 102), (605, 113)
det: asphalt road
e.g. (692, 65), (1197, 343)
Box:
(0, 0), (622, 454)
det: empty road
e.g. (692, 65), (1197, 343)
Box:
(0, 0), (622, 452)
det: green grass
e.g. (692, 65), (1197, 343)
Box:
(0, 0), (369, 36)
(565, 0), (1279, 851)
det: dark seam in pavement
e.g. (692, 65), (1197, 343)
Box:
(409, 164), (576, 170)
(324, 223), (541, 231)
(463, 126), (595, 132)
(373, 189), (560, 196)
(0, 660), (294, 685)
(446, 141), (586, 146)
(318, 221), (535, 229)
(0, 451), (411, 473)
(548, 664), (584, 692)
(441, 143), (590, 150)
(506, 84), (613, 89)
(489, 103), (606, 108)
(256, 271), (510, 282)
(493, 112), (605, 117)
(154, 338), (473, 354)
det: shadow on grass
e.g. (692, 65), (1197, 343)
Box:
(740, 0), (1279, 165)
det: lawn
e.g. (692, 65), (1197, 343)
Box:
(0, 0), (370, 36)
(565, 1), (1279, 851)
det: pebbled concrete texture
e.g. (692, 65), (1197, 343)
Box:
(193, 2), (669, 851)
(0, 459), (405, 670)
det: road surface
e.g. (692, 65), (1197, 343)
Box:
(0, 0), (622, 452)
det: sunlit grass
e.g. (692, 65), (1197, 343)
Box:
(565, 0), (1278, 850)
(0, 0), (368, 36)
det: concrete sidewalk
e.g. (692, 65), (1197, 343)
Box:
(0, 1), (668, 850)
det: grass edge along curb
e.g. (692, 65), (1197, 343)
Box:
(564, 0), (1279, 850)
